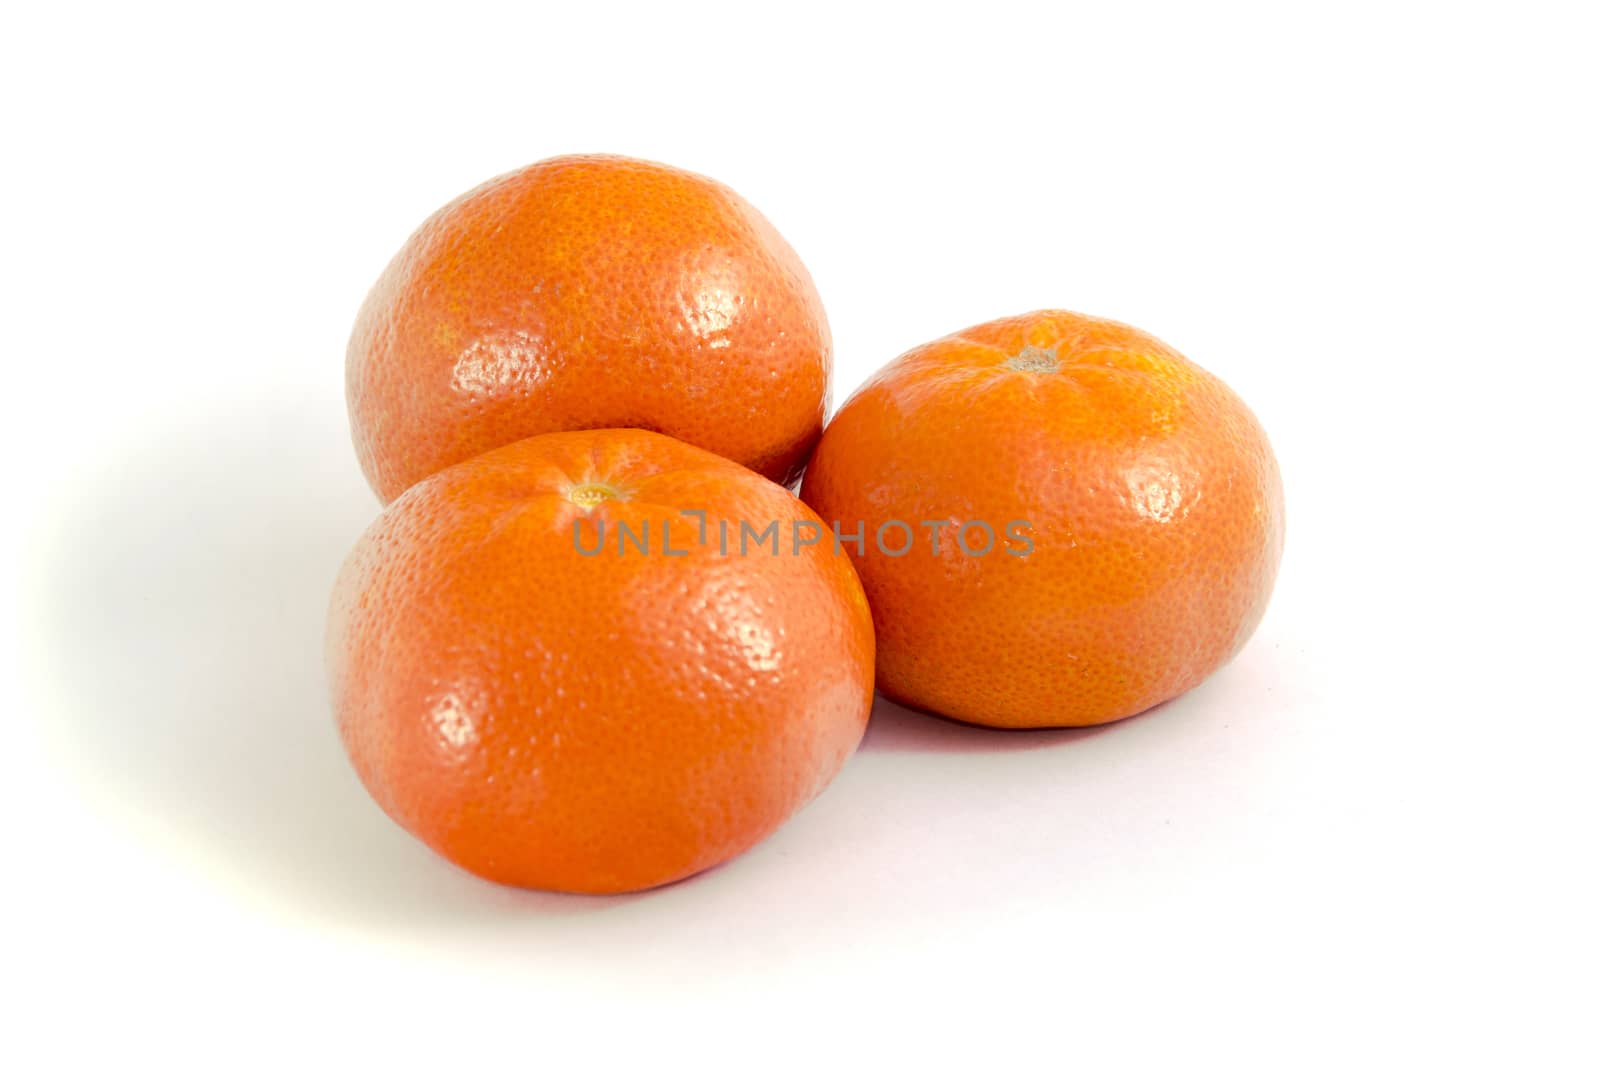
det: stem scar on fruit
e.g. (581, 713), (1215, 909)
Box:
(566, 482), (624, 509)
(1006, 344), (1060, 373)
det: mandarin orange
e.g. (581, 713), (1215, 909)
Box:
(800, 310), (1283, 728)
(347, 154), (830, 502)
(327, 429), (874, 892)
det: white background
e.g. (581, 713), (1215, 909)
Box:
(5, 2), (1596, 1062)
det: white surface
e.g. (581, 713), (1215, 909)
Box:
(5, 2), (1597, 1062)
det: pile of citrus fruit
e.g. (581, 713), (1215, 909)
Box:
(328, 154), (1284, 894)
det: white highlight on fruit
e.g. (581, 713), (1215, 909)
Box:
(450, 330), (554, 395)
(734, 619), (781, 672)
(430, 692), (478, 750)
(681, 279), (740, 340)
(1126, 462), (1187, 524)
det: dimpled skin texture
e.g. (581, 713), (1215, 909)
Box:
(327, 429), (874, 893)
(800, 311), (1284, 729)
(348, 154), (832, 503)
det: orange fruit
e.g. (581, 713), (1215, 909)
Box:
(347, 153), (830, 503)
(326, 429), (874, 893)
(800, 310), (1284, 729)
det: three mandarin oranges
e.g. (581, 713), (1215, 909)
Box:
(328, 155), (1283, 893)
